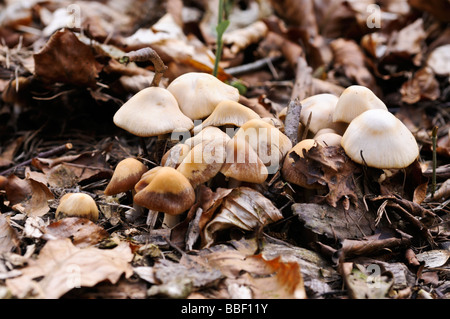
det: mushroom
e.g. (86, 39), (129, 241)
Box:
(184, 126), (231, 148)
(177, 137), (227, 188)
(160, 143), (191, 168)
(333, 85), (387, 124)
(314, 132), (342, 147)
(113, 86), (194, 156)
(166, 72), (240, 120)
(233, 119), (292, 174)
(340, 109), (419, 169)
(104, 158), (148, 196)
(220, 136), (268, 184)
(196, 99), (260, 134)
(281, 139), (325, 189)
(133, 166), (196, 227)
(55, 193), (99, 221)
(299, 93), (345, 135)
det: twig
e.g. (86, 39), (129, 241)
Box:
(225, 55), (282, 76)
(284, 98), (302, 145)
(0, 143), (73, 176)
(431, 126), (438, 199)
(119, 47), (167, 87)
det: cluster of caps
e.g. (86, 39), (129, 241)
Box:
(53, 76), (420, 222)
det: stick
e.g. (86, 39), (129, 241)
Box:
(119, 47), (167, 87)
(284, 98), (302, 145)
(0, 143), (73, 176)
(431, 126), (438, 199)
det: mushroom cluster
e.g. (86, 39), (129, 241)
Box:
(280, 85), (420, 189)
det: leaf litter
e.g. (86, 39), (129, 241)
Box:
(0, 0), (449, 300)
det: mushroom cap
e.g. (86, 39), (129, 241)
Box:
(104, 158), (148, 195)
(167, 72), (240, 120)
(341, 109), (419, 169)
(314, 132), (342, 147)
(300, 93), (340, 134)
(113, 87), (194, 137)
(201, 100), (260, 129)
(56, 193), (99, 221)
(281, 139), (324, 189)
(161, 143), (191, 168)
(133, 166), (195, 216)
(177, 138), (227, 188)
(184, 126), (230, 148)
(220, 137), (268, 183)
(333, 85), (387, 124)
(233, 119), (292, 171)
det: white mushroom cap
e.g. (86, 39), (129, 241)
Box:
(184, 126), (230, 148)
(341, 109), (419, 169)
(201, 100), (260, 129)
(300, 93), (340, 134)
(333, 85), (388, 124)
(113, 87), (194, 137)
(167, 72), (240, 120)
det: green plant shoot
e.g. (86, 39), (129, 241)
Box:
(212, 0), (230, 77)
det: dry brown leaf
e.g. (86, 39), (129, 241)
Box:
(400, 67), (440, 104)
(33, 29), (102, 87)
(4, 174), (54, 217)
(0, 214), (20, 254)
(288, 144), (360, 208)
(202, 187), (284, 247)
(43, 217), (109, 248)
(5, 238), (133, 299)
(330, 38), (380, 94)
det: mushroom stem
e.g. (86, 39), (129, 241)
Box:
(227, 177), (242, 189)
(163, 214), (181, 229)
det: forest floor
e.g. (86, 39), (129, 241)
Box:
(0, 0), (449, 301)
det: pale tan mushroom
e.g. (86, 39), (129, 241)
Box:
(167, 72), (240, 120)
(56, 193), (99, 221)
(341, 109), (419, 169)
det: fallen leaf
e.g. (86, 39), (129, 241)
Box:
(5, 238), (133, 299)
(33, 29), (103, 87)
(400, 67), (440, 104)
(5, 174), (54, 217)
(0, 214), (20, 254)
(202, 187), (284, 247)
(43, 217), (109, 248)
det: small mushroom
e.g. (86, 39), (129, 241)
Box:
(220, 137), (268, 184)
(133, 166), (195, 219)
(184, 126), (231, 148)
(167, 72), (240, 120)
(113, 87), (194, 137)
(160, 143), (191, 168)
(55, 193), (99, 221)
(197, 100), (260, 133)
(299, 93), (345, 135)
(340, 109), (419, 169)
(177, 138), (227, 188)
(314, 132), (342, 147)
(233, 119), (292, 174)
(333, 85), (387, 124)
(281, 139), (325, 189)
(104, 158), (148, 196)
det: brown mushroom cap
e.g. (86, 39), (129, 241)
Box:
(220, 137), (268, 183)
(341, 109), (419, 169)
(167, 72), (240, 120)
(333, 85), (387, 124)
(56, 193), (99, 221)
(177, 138), (227, 188)
(104, 158), (148, 196)
(133, 166), (195, 216)
(113, 87), (194, 137)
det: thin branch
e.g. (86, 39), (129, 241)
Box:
(284, 98), (302, 145)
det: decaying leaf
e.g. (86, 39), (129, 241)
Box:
(288, 144), (360, 208)
(33, 29), (102, 87)
(400, 67), (440, 104)
(43, 217), (109, 248)
(4, 174), (54, 217)
(0, 214), (20, 254)
(202, 187), (284, 247)
(415, 250), (450, 268)
(5, 238), (133, 299)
